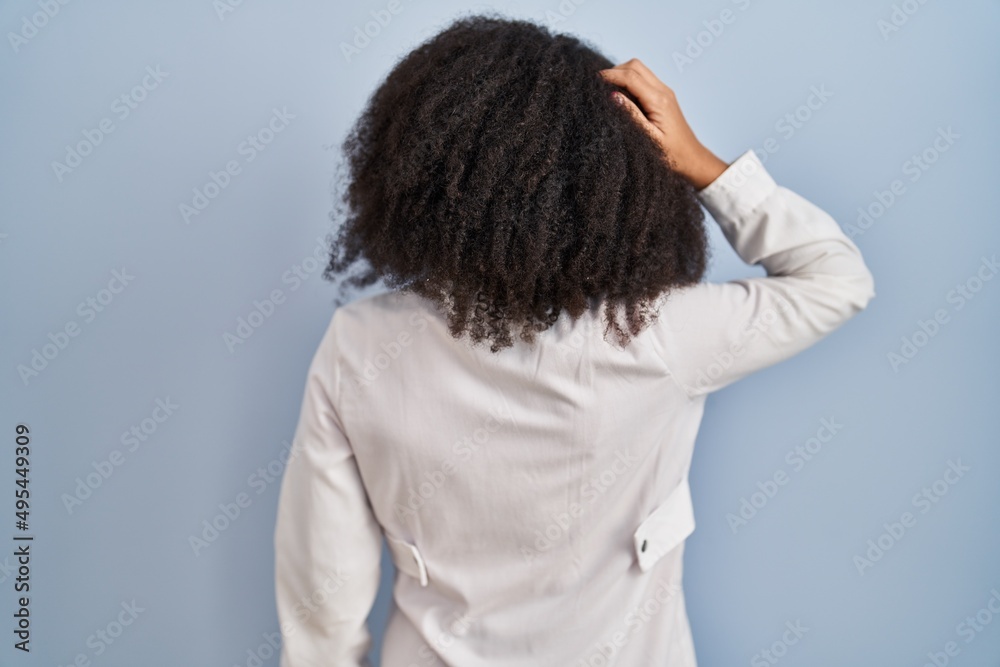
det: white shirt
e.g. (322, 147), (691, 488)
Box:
(273, 148), (876, 666)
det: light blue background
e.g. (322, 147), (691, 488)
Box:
(2, 0), (998, 665)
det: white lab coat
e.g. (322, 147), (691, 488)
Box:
(273, 148), (876, 666)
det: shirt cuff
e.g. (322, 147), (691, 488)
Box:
(695, 149), (778, 224)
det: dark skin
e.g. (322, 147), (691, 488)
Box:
(599, 58), (729, 190)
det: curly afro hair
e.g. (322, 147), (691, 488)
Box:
(323, 13), (710, 352)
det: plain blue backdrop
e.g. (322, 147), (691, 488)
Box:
(2, 0), (998, 665)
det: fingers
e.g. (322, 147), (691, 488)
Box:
(598, 59), (672, 119)
(618, 58), (660, 88)
(611, 91), (663, 146)
(598, 58), (710, 183)
(598, 67), (658, 113)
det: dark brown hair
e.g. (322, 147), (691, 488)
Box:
(324, 13), (709, 352)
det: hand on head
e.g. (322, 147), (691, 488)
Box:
(599, 59), (727, 190)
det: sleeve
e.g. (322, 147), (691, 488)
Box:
(274, 310), (383, 667)
(649, 148), (877, 397)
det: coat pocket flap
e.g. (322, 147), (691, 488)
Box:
(633, 476), (696, 572)
(385, 533), (429, 587)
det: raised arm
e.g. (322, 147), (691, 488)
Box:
(651, 148), (875, 395)
(600, 59), (876, 396)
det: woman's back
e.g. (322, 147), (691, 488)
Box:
(274, 146), (875, 665)
(337, 286), (700, 665)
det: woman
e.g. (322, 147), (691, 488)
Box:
(273, 14), (875, 667)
